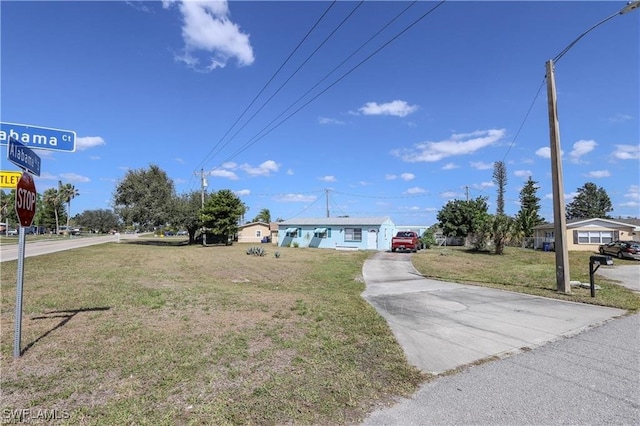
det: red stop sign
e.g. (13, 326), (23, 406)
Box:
(15, 172), (37, 227)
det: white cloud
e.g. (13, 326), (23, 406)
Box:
(400, 173), (415, 181)
(440, 191), (459, 198)
(239, 160), (279, 176)
(274, 193), (317, 203)
(405, 186), (425, 194)
(76, 136), (105, 151)
(608, 113), (633, 123)
(358, 100), (418, 117)
(210, 169), (238, 180)
(318, 117), (345, 125)
(514, 170), (532, 178)
(613, 144), (640, 160)
(165, 0), (254, 72)
(620, 201), (640, 207)
(472, 181), (494, 190)
(470, 161), (494, 170)
(569, 139), (597, 162)
(59, 173), (90, 183)
(393, 129), (506, 162)
(544, 192), (578, 201)
(624, 185), (640, 201)
(442, 163), (459, 170)
(385, 174), (398, 180)
(319, 175), (336, 182)
(536, 147), (552, 159)
(586, 170), (610, 178)
(235, 189), (250, 196)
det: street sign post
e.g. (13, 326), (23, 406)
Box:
(7, 137), (41, 177)
(1, 121), (76, 152)
(13, 172), (38, 358)
(0, 170), (22, 189)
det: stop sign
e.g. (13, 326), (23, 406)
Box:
(15, 172), (37, 227)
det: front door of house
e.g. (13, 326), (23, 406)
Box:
(367, 230), (377, 250)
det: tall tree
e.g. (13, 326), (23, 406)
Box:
(43, 187), (64, 234)
(60, 182), (79, 234)
(113, 164), (176, 230)
(252, 208), (271, 223)
(492, 161), (507, 215)
(437, 197), (491, 250)
(201, 189), (247, 241)
(514, 177), (545, 245)
(174, 190), (205, 244)
(566, 182), (613, 220)
(75, 209), (120, 233)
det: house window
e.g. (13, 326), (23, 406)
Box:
(344, 227), (362, 242)
(577, 231), (613, 244)
(256, 230), (262, 237)
(544, 231), (554, 239)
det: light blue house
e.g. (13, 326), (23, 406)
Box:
(277, 217), (396, 251)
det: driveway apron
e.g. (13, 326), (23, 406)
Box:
(362, 252), (625, 374)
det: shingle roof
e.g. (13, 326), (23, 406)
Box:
(278, 217), (392, 226)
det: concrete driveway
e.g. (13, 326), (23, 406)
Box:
(362, 252), (625, 374)
(596, 263), (640, 292)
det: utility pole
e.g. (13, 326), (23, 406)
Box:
(195, 168), (208, 246)
(325, 188), (330, 218)
(546, 60), (571, 293)
(465, 186), (469, 202)
(543, 0), (639, 293)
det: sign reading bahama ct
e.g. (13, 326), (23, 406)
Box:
(0, 122), (76, 152)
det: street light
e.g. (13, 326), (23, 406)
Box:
(546, 1), (639, 293)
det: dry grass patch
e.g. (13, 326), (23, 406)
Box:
(1, 242), (424, 425)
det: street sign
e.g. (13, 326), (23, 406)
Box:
(0, 170), (22, 189)
(1, 121), (76, 152)
(7, 137), (41, 176)
(15, 172), (37, 227)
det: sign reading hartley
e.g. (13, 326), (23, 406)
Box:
(0, 121), (76, 152)
(0, 171), (22, 189)
(15, 172), (37, 227)
(7, 137), (41, 176)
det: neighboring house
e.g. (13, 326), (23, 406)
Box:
(277, 217), (396, 250)
(237, 221), (270, 244)
(532, 218), (640, 251)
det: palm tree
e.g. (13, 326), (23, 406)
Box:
(252, 208), (271, 224)
(43, 188), (61, 234)
(60, 183), (79, 235)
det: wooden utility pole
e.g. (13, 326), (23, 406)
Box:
(546, 60), (571, 293)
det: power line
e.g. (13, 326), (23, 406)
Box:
(212, 1), (447, 168)
(192, 1), (338, 176)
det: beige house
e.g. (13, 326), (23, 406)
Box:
(532, 218), (640, 252)
(237, 222), (270, 244)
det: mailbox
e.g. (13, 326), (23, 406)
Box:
(589, 255), (613, 266)
(588, 255), (613, 297)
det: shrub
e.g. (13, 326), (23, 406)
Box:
(246, 246), (267, 257)
(292, 242), (299, 248)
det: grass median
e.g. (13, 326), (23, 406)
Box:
(0, 242), (424, 425)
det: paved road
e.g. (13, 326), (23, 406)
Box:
(361, 252), (638, 424)
(0, 234), (132, 262)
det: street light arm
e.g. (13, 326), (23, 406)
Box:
(552, 1), (640, 63)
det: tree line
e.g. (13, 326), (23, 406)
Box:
(432, 161), (614, 254)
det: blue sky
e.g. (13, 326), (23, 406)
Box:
(1, 0), (638, 225)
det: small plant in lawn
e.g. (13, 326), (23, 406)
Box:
(246, 246), (267, 256)
(292, 241), (299, 248)
(274, 251), (281, 258)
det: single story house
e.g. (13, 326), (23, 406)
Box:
(237, 221), (270, 244)
(532, 218), (640, 251)
(269, 222), (280, 245)
(277, 217), (396, 251)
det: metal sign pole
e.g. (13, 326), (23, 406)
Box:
(14, 227), (26, 358)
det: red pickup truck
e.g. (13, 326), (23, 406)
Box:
(391, 231), (421, 252)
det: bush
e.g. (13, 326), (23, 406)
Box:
(246, 246), (267, 256)
(292, 242), (299, 248)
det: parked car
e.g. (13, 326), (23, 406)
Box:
(6, 229), (18, 236)
(177, 230), (188, 236)
(598, 240), (640, 260)
(391, 231), (420, 252)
